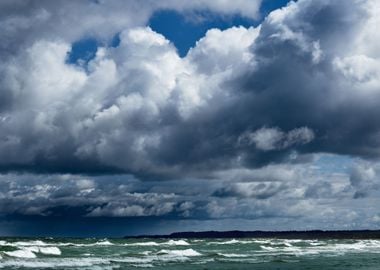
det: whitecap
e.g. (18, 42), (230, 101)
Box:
(0, 257), (111, 268)
(19, 246), (61, 256)
(131, 263), (154, 268)
(94, 240), (113, 246)
(4, 249), (37, 258)
(111, 257), (154, 264)
(24, 247), (40, 253)
(253, 239), (270, 244)
(220, 239), (239, 244)
(158, 248), (201, 257)
(39, 247), (61, 255)
(260, 245), (276, 251)
(217, 253), (250, 258)
(164, 240), (190, 246)
(13, 240), (48, 247)
(207, 239), (240, 245)
(125, 241), (159, 246)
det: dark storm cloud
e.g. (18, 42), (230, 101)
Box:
(1, 0), (379, 179)
(2, 0), (380, 234)
(0, 173), (195, 218)
(212, 181), (286, 199)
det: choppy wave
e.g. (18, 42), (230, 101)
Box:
(164, 240), (190, 246)
(1, 238), (380, 269)
(125, 241), (160, 246)
(217, 253), (250, 258)
(4, 249), (37, 259)
(208, 239), (255, 245)
(38, 247), (61, 255)
(158, 248), (202, 257)
(0, 240), (83, 248)
(124, 239), (190, 247)
(3, 246), (61, 258)
(0, 258), (111, 268)
(0, 240), (48, 247)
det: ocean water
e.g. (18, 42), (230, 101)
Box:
(0, 238), (379, 269)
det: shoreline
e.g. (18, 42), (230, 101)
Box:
(124, 230), (380, 240)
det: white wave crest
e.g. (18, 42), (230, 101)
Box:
(0, 258), (111, 268)
(4, 249), (37, 258)
(158, 248), (202, 257)
(14, 240), (48, 246)
(125, 239), (189, 246)
(94, 240), (113, 246)
(164, 240), (190, 246)
(260, 245), (276, 251)
(208, 239), (252, 245)
(39, 247), (62, 255)
(125, 241), (159, 246)
(131, 263), (154, 268)
(217, 253), (249, 258)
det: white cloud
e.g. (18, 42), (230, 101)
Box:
(239, 127), (314, 151)
(187, 26), (259, 73)
(2, 0), (380, 231)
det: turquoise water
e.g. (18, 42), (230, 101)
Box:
(0, 238), (379, 269)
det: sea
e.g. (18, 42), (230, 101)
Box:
(0, 237), (379, 269)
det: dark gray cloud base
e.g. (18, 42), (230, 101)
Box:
(1, 0), (379, 178)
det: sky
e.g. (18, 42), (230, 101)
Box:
(1, 0), (380, 237)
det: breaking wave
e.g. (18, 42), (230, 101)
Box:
(1, 238), (380, 269)
(125, 239), (190, 246)
(4, 249), (37, 259)
(158, 248), (202, 257)
(3, 246), (61, 259)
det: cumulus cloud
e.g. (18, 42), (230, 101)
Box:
(0, 0), (262, 54)
(239, 127), (314, 151)
(0, 154), (379, 233)
(212, 181), (286, 199)
(1, 0), (380, 179)
(349, 163), (380, 198)
(1, 0), (380, 232)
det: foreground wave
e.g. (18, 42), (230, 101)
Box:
(1, 238), (380, 269)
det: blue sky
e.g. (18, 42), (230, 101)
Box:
(1, 0), (380, 237)
(69, 1), (291, 61)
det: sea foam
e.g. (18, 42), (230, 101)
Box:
(164, 240), (190, 246)
(158, 248), (202, 257)
(4, 249), (37, 259)
(125, 241), (160, 246)
(38, 247), (62, 255)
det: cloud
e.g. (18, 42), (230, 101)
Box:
(212, 181), (286, 199)
(1, 0), (380, 180)
(238, 126), (314, 151)
(349, 162), (380, 198)
(0, 154), (379, 234)
(0, 0), (261, 54)
(1, 0), (380, 233)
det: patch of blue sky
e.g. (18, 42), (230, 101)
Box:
(66, 33), (120, 69)
(149, 10), (256, 57)
(313, 153), (355, 175)
(67, 1), (292, 66)
(260, 0), (293, 18)
(66, 38), (98, 66)
(149, 0), (292, 57)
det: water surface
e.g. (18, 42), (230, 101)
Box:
(0, 237), (379, 269)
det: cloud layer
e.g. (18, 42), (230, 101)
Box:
(1, 0), (380, 233)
